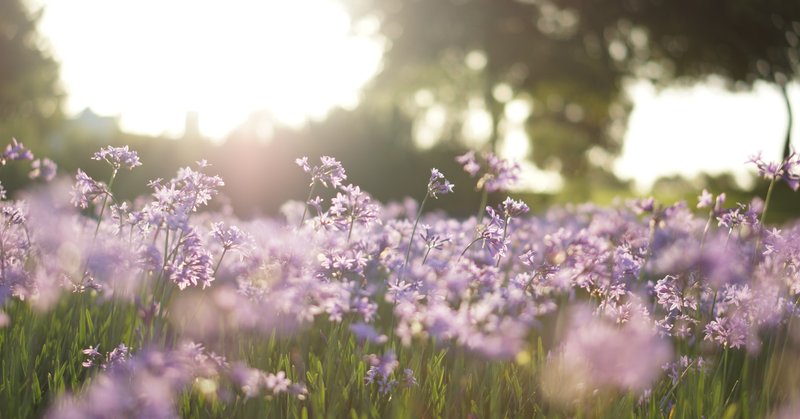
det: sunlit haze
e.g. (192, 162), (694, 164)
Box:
(35, 1), (800, 191)
(618, 80), (800, 192)
(36, 0), (383, 138)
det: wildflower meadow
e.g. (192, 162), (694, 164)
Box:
(3, 139), (800, 418)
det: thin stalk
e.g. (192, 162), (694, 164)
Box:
(94, 169), (118, 237)
(347, 217), (355, 243)
(700, 211), (713, 248)
(495, 217), (510, 268)
(402, 191), (429, 276)
(755, 176), (776, 256)
(421, 247), (432, 265)
(213, 247), (229, 277)
(0, 227), (5, 280)
(476, 188), (488, 226)
(299, 182), (316, 228)
(637, 217), (658, 282)
(459, 238), (483, 262)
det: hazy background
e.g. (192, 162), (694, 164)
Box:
(3, 0), (800, 219)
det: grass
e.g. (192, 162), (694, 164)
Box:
(1, 290), (796, 418)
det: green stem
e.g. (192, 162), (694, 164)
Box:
(495, 217), (510, 268)
(422, 247), (432, 265)
(476, 188), (488, 226)
(459, 238), (483, 262)
(299, 182), (316, 228)
(700, 211), (713, 249)
(213, 247), (229, 277)
(347, 217), (355, 243)
(402, 191), (429, 276)
(755, 176), (776, 256)
(94, 169), (118, 237)
(637, 217), (658, 282)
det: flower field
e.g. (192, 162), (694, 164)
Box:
(2, 141), (800, 418)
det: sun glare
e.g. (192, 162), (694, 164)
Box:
(37, 0), (383, 138)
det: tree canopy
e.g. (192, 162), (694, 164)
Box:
(0, 0), (63, 151)
(343, 0), (800, 178)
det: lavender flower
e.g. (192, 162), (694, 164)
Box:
(329, 184), (379, 239)
(296, 155), (347, 188)
(457, 151), (520, 192)
(697, 189), (713, 209)
(456, 150), (480, 177)
(92, 145), (142, 171)
(402, 169), (454, 274)
(350, 322), (388, 344)
(1, 138), (33, 165)
(542, 305), (672, 404)
(70, 169), (107, 209)
(210, 222), (251, 254)
(364, 350), (400, 395)
(748, 149), (800, 190)
(29, 158), (57, 182)
(427, 168), (454, 199)
(401, 368), (418, 388)
(420, 224), (451, 252)
(482, 153), (520, 192)
(500, 197), (529, 218)
(166, 229), (214, 290)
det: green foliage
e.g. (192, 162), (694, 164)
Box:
(2, 293), (799, 418)
(0, 0), (64, 151)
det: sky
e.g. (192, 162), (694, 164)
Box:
(33, 0), (800, 191)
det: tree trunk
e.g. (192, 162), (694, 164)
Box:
(781, 84), (794, 160)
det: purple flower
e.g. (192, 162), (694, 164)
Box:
(81, 345), (101, 368)
(427, 168), (454, 198)
(92, 145), (142, 171)
(500, 197), (529, 218)
(1, 138), (33, 165)
(296, 155), (347, 188)
(29, 158), (57, 182)
(329, 184), (380, 232)
(350, 322), (388, 344)
(364, 350), (401, 395)
(210, 222), (251, 254)
(71, 169), (107, 209)
(748, 149), (800, 190)
(482, 153), (520, 192)
(456, 151), (481, 177)
(420, 224), (450, 251)
(147, 164), (225, 217)
(704, 316), (747, 349)
(697, 189), (713, 209)
(401, 368), (418, 387)
(543, 305), (672, 400)
(166, 229), (214, 290)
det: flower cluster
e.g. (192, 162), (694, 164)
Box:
(1, 138), (33, 165)
(3, 145), (800, 416)
(92, 145), (142, 171)
(456, 150), (520, 192)
(748, 149), (800, 190)
(29, 158), (57, 181)
(427, 168), (454, 198)
(70, 169), (107, 209)
(296, 155), (347, 188)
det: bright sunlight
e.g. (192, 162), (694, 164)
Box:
(37, 0), (383, 138)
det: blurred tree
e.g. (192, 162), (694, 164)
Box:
(345, 0), (629, 183)
(553, 0), (800, 159)
(0, 0), (63, 152)
(344, 0), (800, 181)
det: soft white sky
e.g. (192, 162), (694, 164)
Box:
(33, 0), (799, 191)
(35, 0), (383, 136)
